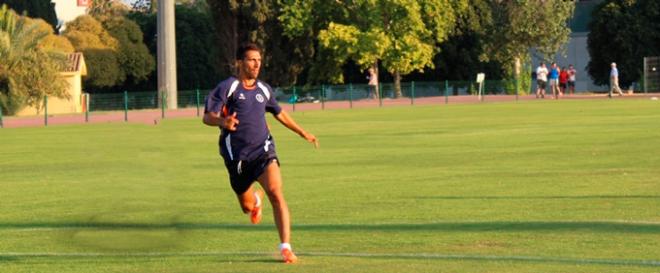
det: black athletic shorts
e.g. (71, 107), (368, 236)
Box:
(568, 81), (575, 87)
(537, 80), (547, 89)
(224, 150), (279, 195)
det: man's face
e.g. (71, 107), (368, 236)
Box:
(239, 50), (262, 80)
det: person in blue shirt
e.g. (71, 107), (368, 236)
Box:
(548, 62), (561, 99)
(203, 43), (318, 263)
(609, 62), (624, 97)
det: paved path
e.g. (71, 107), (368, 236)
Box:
(1, 93), (657, 129)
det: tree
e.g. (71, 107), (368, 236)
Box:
(1, 5), (68, 115)
(128, 3), (222, 90)
(63, 15), (122, 89)
(87, 0), (130, 17)
(407, 0), (503, 83)
(206, 0), (312, 87)
(280, 0), (467, 97)
(101, 16), (155, 85)
(479, 1), (575, 93)
(587, 0), (660, 88)
(0, 0), (58, 33)
(63, 12), (155, 92)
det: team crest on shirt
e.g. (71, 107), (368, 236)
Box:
(255, 94), (265, 103)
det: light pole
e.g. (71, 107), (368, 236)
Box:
(157, 0), (177, 109)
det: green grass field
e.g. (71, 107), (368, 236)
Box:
(1, 99), (659, 272)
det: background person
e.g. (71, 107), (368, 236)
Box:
(609, 62), (624, 97)
(535, 62), (548, 99)
(567, 64), (576, 95)
(548, 62), (561, 99)
(559, 66), (569, 95)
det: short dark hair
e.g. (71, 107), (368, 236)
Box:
(236, 42), (261, 60)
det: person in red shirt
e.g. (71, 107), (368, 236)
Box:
(559, 66), (569, 97)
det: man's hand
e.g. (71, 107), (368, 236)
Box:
(223, 112), (240, 131)
(301, 131), (319, 149)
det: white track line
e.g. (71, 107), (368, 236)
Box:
(0, 251), (658, 267)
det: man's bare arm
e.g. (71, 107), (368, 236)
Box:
(274, 110), (319, 148)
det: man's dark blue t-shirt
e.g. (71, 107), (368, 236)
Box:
(205, 77), (282, 161)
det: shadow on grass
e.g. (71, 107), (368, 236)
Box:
(302, 252), (660, 267)
(0, 221), (658, 234)
(417, 195), (660, 200)
(0, 251), (657, 268)
(0, 256), (17, 262)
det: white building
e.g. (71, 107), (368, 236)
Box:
(51, 0), (89, 31)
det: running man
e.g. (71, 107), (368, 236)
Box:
(203, 43), (319, 263)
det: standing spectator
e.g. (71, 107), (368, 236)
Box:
(548, 62), (561, 99)
(367, 67), (378, 99)
(535, 62), (548, 99)
(609, 62), (624, 97)
(559, 66), (569, 96)
(567, 64), (577, 95)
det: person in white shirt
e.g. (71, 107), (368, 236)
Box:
(535, 63), (548, 99)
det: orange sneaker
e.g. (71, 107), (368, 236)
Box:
(281, 248), (298, 264)
(250, 190), (264, 224)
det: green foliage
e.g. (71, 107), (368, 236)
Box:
(280, 0), (466, 96)
(206, 0), (313, 87)
(480, 1), (575, 82)
(128, 4), (221, 90)
(87, 0), (130, 17)
(587, 0), (660, 88)
(102, 16), (155, 84)
(0, 0), (58, 33)
(63, 15), (122, 89)
(63, 13), (155, 92)
(0, 5), (68, 115)
(172, 5), (219, 89)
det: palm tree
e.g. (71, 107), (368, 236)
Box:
(0, 4), (67, 115)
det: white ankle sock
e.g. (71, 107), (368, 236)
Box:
(279, 243), (291, 251)
(254, 192), (261, 208)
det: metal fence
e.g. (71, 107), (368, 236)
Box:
(1, 80), (657, 128)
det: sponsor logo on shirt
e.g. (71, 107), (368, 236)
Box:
(238, 93), (246, 100)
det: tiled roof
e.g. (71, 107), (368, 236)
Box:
(61, 52), (87, 76)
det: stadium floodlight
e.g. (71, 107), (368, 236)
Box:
(643, 56), (660, 93)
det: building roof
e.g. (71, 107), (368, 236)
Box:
(61, 52), (87, 76)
